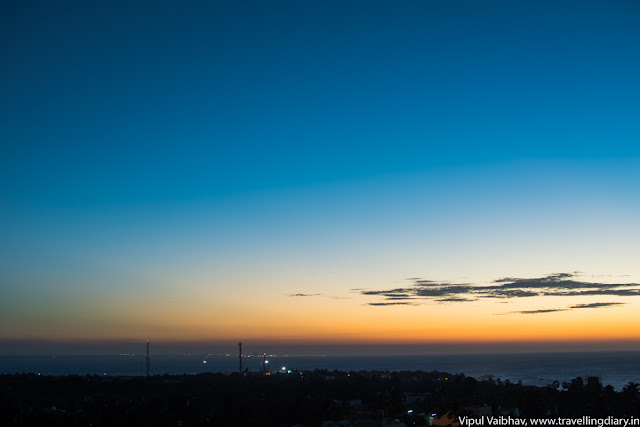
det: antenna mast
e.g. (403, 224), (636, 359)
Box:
(146, 339), (150, 378)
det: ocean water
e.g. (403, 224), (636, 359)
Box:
(1, 351), (639, 390)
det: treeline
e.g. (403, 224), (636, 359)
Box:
(1, 370), (639, 426)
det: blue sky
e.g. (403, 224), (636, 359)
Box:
(3, 0), (639, 206)
(1, 0), (640, 353)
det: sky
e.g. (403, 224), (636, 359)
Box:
(1, 0), (640, 356)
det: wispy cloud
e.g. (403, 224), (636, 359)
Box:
(507, 301), (626, 315)
(570, 302), (625, 309)
(366, 302), (417, 306)
(515, 308), (568, 315)
(355, 272), (639, 313)
(435, 297), (476, 302)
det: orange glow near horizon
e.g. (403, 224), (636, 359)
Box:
(3, 270), (640, 353)
(4, 294), (639, 348)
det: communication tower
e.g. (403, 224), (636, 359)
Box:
(146, 339), (150, 377)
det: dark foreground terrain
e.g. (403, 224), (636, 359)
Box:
(2, 370), (639, 426)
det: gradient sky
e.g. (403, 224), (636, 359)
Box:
(1, 0), (640, 355)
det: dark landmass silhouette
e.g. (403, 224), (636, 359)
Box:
(1, 369), (639, 426)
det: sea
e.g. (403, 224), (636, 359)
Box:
(1, 351), (639, 390)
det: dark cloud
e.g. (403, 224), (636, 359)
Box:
(357, 272), (639, 312)
(558, 289), (640, 297)
(570, 302), (625, 309)
(484, 289), (540, 298)
(516, 308), (568, 315)
(366, 302), (416, 306)
(507, 302), (626, 315)
(493, 272), (575, 285)
(435, 297), (476, 302)
(415, 285), (475, 297)
(361, 288), (413, 297)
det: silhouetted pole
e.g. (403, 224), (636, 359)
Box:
(146, 340), (150, 377)
(238, 342), (242, 373)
